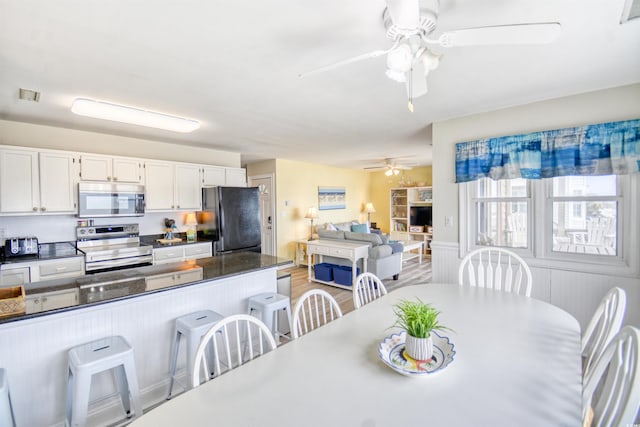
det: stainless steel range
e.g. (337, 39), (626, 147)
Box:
(76, 224), (153, 273)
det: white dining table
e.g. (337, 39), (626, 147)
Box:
(131, 284), (582, 426)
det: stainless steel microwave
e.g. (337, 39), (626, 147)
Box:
(78, 182), (145, 218)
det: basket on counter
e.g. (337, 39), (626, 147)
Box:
(0, 286), (26, 317)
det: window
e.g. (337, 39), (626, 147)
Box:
(550, 176), (619, 256)
(470, 178), (530, 249)
(461, 174), (634, 270)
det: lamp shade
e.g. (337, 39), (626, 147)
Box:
(184, 213), (198, 226)
(365, 202), (376, 213)
(304, 207), (318, 219)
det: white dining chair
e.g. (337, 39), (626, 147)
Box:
(191, 314), (277, 388)
(582, 325), (640, 427)
(458, 247), (533, 297)
(353, 272), (387, 309)
(581, 287), (626, 379)
(292, 289), (342, 339)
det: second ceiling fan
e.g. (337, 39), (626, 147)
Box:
(301, 0), (561, 111)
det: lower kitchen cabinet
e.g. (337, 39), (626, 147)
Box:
(153, 242), (212, 265)
(0, 266), (31, 287)
(36, 257), (85, 281)
(26, 288), (79, 313)
(145, 268), (203, 290)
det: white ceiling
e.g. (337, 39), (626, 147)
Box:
(1, 0), (639, 170)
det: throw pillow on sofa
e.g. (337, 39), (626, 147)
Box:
(350, 223), (369, 233)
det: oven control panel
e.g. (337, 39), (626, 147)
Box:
(76, 224), (140, 240)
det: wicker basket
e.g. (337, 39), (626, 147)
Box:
(0, 286), (26, 317)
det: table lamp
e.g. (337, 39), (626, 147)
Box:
(365, 202), (376, 226)
(304, 206), (318, 241)
(184, 212), (198, 242)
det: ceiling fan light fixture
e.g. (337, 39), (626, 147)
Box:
(385, 68), (406, 83)
(386, 44), (413, 72)
(71, 98), (200, 133)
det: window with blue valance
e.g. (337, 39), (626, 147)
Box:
(455, 119), (640, 183)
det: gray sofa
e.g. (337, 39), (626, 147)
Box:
(316, 228), (402, 280)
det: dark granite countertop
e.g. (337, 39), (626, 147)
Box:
(139, 234), (214, 249)
(0, 252), (290, 325)
(0, 241), (84, 265)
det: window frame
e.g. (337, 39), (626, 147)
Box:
(460, 174), (638, 277)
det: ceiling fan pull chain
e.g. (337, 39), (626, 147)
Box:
(407, 65), (414, 113)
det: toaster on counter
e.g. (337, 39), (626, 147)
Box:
(3, 237), (39, 258)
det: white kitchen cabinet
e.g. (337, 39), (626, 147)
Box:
(145, 160), (201, 211)
(144, 161), (175, 210)
(0, 148), (76, 214)
(225, 167), (247, 187)
(0, 148), (39, 213)
(35, 257), (85, 282)
(202, 166), (226, 186)
(153, 242), (212, 265)
(39, 152), (77, 213)
(0, 266), (31, 287)
(80, 154), (141, 183)
(174, 164), (202, 210)
(145, 267), (203, 290)
(26, 288), (79, 313)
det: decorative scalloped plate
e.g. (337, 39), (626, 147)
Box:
(378, 331), (455, 377)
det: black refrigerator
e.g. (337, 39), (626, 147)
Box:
(200, 186), (262, 254)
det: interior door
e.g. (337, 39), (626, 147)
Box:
(249, 174), (275, 256)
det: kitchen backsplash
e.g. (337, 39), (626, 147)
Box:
(0, 212), (190, 243)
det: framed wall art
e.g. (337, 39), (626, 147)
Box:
(318, 186), (346, 210)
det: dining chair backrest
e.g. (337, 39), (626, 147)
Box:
(353, 272), (387, 309)
(191, 314), (277, 388)
(458, 247), (533, 297)
(582, 325), (640, 427)
(292, 289), (343, 339)
(581, 287), (626, 379)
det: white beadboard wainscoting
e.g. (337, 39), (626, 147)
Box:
(430, 241), (640, 330)
(0, 267), (277, 427)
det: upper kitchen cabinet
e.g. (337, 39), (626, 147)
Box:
(225, 167), (247, 187)
(0, 148), (76, 214)
(202, 166), (247, 187)
(79, 154), (142, 183)
(202, 165), (226, 186)
(145, 161), (201, 211)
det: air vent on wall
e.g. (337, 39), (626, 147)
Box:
(18, 88), (41, 102)
(621, 0), (640, 23)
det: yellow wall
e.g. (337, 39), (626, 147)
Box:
(272, 159), (371, 259)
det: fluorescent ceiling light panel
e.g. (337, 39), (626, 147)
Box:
(71, 98), (200, 133)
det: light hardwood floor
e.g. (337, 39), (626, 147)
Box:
(281, 258), (433, 316)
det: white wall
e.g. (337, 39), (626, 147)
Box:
(431, 83), (640, 328)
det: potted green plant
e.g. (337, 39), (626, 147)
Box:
(393, 298), (450, 361)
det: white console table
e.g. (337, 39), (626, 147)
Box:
(306, 240), (369, 290)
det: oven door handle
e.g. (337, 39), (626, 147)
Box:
(84, 255), (153, 272)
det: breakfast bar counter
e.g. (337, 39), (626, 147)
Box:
(0, 252), (290, 426)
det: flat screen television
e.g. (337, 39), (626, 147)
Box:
(410, 206), (432, 227)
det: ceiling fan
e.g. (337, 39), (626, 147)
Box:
(300, 0), (561, 112)
(364, 158), (413, 176)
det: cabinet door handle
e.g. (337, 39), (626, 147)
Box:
(113, 176), (118, 181)
(42, 297), (47, 303)
(33, 207), (38, 211)
(41, 207), (46, 211)
(56, 266), (67, 271)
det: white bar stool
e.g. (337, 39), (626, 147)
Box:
(248, 292), (292, 343)
(66, 336), (142, 427)
(167, 309), (224, 399)
(0, 368), (16, 427)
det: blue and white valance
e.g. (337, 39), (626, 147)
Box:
(455, 119), (640, 183)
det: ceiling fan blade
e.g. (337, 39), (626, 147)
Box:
(385, 0), (420, 30)
(436, 22), (561, 47)
(299, 49), (390, 78)
(405, 60), (428, 99)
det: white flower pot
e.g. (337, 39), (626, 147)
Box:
(405, 333), (433, 361)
